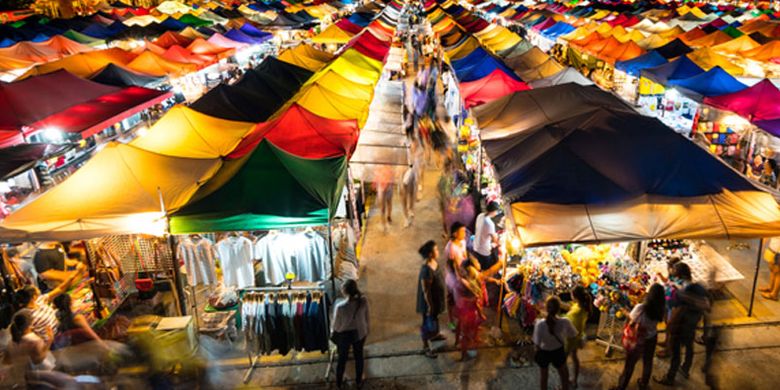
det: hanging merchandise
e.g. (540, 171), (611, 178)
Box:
(176, 234), (218, 286)
(253, 229), (330, 285)
(216, 234), (255, 289)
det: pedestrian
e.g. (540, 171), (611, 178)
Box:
(331, 280), (370, 389)
(374, 167), (395, 234)
(533, 296), (576, 390)
(612, 284), (665, 390)
(656, 255), (682, 358)
(456, 265), (485, 361)
(473, 201), (500, 270)
(565, 286), (592, 389)
(655, 262), (710, 386)
(416, 240), (447, 358)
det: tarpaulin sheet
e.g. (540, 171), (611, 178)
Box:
(1, 143), (222, 240)
(89, 63), (165, 87)
(130, 105), (254, 158)
(528, 67), (594, 89)
(278, 43), (334, 71)
(667, 66), (746, 101)
(460, 68), (530, 108)
(170, 140), (346, 232)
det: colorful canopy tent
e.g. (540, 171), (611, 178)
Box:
(598, 40), (645, 64)
(127, 50), (198, 76)
(308, 69), (375, 101)
(712, 34), (760, 55)
(687, 30), (733, 48)
(515, 58), (564, 81)
(19, 48), (136, 79)
(496, 40), (533, 58)
(207, 33), (249, 50)
(667, 66), (747, 101)
(0, 70), (169, 141)
(186, 38), (235, 59)
(528, 67), (594, 89)
(641, 56), (705, 86)
(89, 63), (166, 87)
(62, 30), (106, 47)
(741, 40), (780, 62)
(346, 30), (392, 62)
(476, 85), (780, 246)
(190, 56), (313, 122)
(230, 104), (359, 159)
(616, 51), (668, 76)
(312, 23), (355, 44)
(452, 47), (521, 82)
(653, 38), (693, 59)
(0, 143), (222, 240)
(169, 140), (347, 233)
(704, 79), (780, 122)
(317, 49), (383, 85)
(445, 36), (481, 61)
(687, 48), (744, 75)
(129, 105), (254, 159)
(154, 31), (194, 49)
(504, 46), (549, 72)
(0, 143), (69, 181)
(460, 69), (531, 108)
(278, 43), (334, 72)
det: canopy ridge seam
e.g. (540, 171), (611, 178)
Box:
(708, 194), (731, 240)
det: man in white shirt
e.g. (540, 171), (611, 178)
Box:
(473, 201), (500, 270)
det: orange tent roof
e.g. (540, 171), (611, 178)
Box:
(127, 50), (197, 77)
(679, 28), (708, 44)
(600, 40), (645, 63)
(570, 31), (605, 49)
(18, 48), (137, 79)
(162, 45), (214, 66)
(712, 35), (760, 55)
(687, 30), (733, 48)
(584, 36), (620, 55)
(42, 35), (93, 56)
(741, 40), (780, 62)
(0, 41), (59, 63)
(186, 38), (234, 59)
(154, 31), (194, 49)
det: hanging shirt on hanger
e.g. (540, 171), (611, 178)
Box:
(177, 237), (218, 286)
(216, 235), (255, 288)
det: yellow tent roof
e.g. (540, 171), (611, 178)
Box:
(712, 35), (760, 56)
(446, 36), (481, 60)
(482, 30), (522, 52)
(473, 23), (501, 39)
(687, 48), (744, 75)
(596, 23), (613, 35)
(306, 69), (375, 101)
(312, 24), (355, 44)
(324, 49), (383, 82)
(590, 10), (611, 20)
(0, 143), (222, 240)
(741, 40), (780, 62)
(130, 106), (255, 158)
(658, 26), (685, 39)
(637, 33), (671, 50)
(127, 50), (198, 77)
(515, 58), (564, 81)
(180, 26), (208, 40)
(290, 84), (369, 126)
(561, 25), (597, 41)
(687, 30), (733, 49)
(616, 29), (646, 43)
(278, 43), (334, 72)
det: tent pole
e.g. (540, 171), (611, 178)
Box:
(167, 234), (187, 316)
(748, 238), (764, 317)
(328, 215), (337, 297)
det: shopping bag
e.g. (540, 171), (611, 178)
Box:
(621, 320), (644, 353)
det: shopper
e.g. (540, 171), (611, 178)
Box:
(760, 237), (780, 301)
(473, 201), (500, 270)
(565, 286), (592, 389)
(534, 296), (577, 390)
(15, 280), (77, 344)
(332, 279), (369, 389)
(51, 295), (106, 350)
(456, 265), (485, 361)
(656, 256), (682, 358)
(8, 309), (55, 370)
(417, 241), (447, 358)
(612, 284), (666, 390)
(655, 263), (710, 386)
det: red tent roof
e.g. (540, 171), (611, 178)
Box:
(229, 104), (359, 159)
(0, 70), (170, 143)
(154, 31), (195, 49)
(703, 79), (780, 121)
(162, 45), (214, 66)
(335, 18), (364, 35)
(460, 69), (531, 109)
(346, 30), (390, 62)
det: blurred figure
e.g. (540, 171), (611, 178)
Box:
(374, 167), (395, 234)
(760, 237), (780, 301)
(565, 286), (592, 388)
(533, 297), (576, 390)
(416, 240), (446, 358)
(51, 295), (106, 351)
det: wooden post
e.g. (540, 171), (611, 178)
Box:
(748, 238), (764, 317)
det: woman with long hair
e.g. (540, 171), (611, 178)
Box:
(612, 284), (666, 390)
(7, 310), (55, 371)
(533, 296), (577, 390)
(566, 286), (592, 389)
(331, 279), (369, 389)
(455, 265), (485, 361)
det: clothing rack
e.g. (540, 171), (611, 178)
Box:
(240, 284), (335, 384)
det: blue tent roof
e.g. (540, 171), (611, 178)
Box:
(30, 33), (49, 42)
(239, 23), (273, 39)
(641, 56), (705, 86)
(451, 47), (521, 82)
(542, 22), (575, 39)
(480, 84), (758, 205)
(160, 17), (188, 31)
(348, 13), (373, 27)
(667, 66), (747, 101)
(79, 24), (114, 39)
(616, 51), (668, 76)
(0, 38), (16, 48)
(225, 29), (270, 44)
(654, 38), (693, 59)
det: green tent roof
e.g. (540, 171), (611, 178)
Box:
(63, 29), (106, 47)
(722, 26), (743, 39)
(177, 14), (213, 28)
(169, 140), (346, 233)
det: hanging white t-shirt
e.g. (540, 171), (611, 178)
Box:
(216, 236), (255, 288)
(177, 237), (218, 286)
(474, 213), (496, 257)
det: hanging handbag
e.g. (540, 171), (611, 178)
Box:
(621, 315), (645, 353)
(133, 239), (156, 298)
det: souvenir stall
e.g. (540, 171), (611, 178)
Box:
(474, 83), (780, 351)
